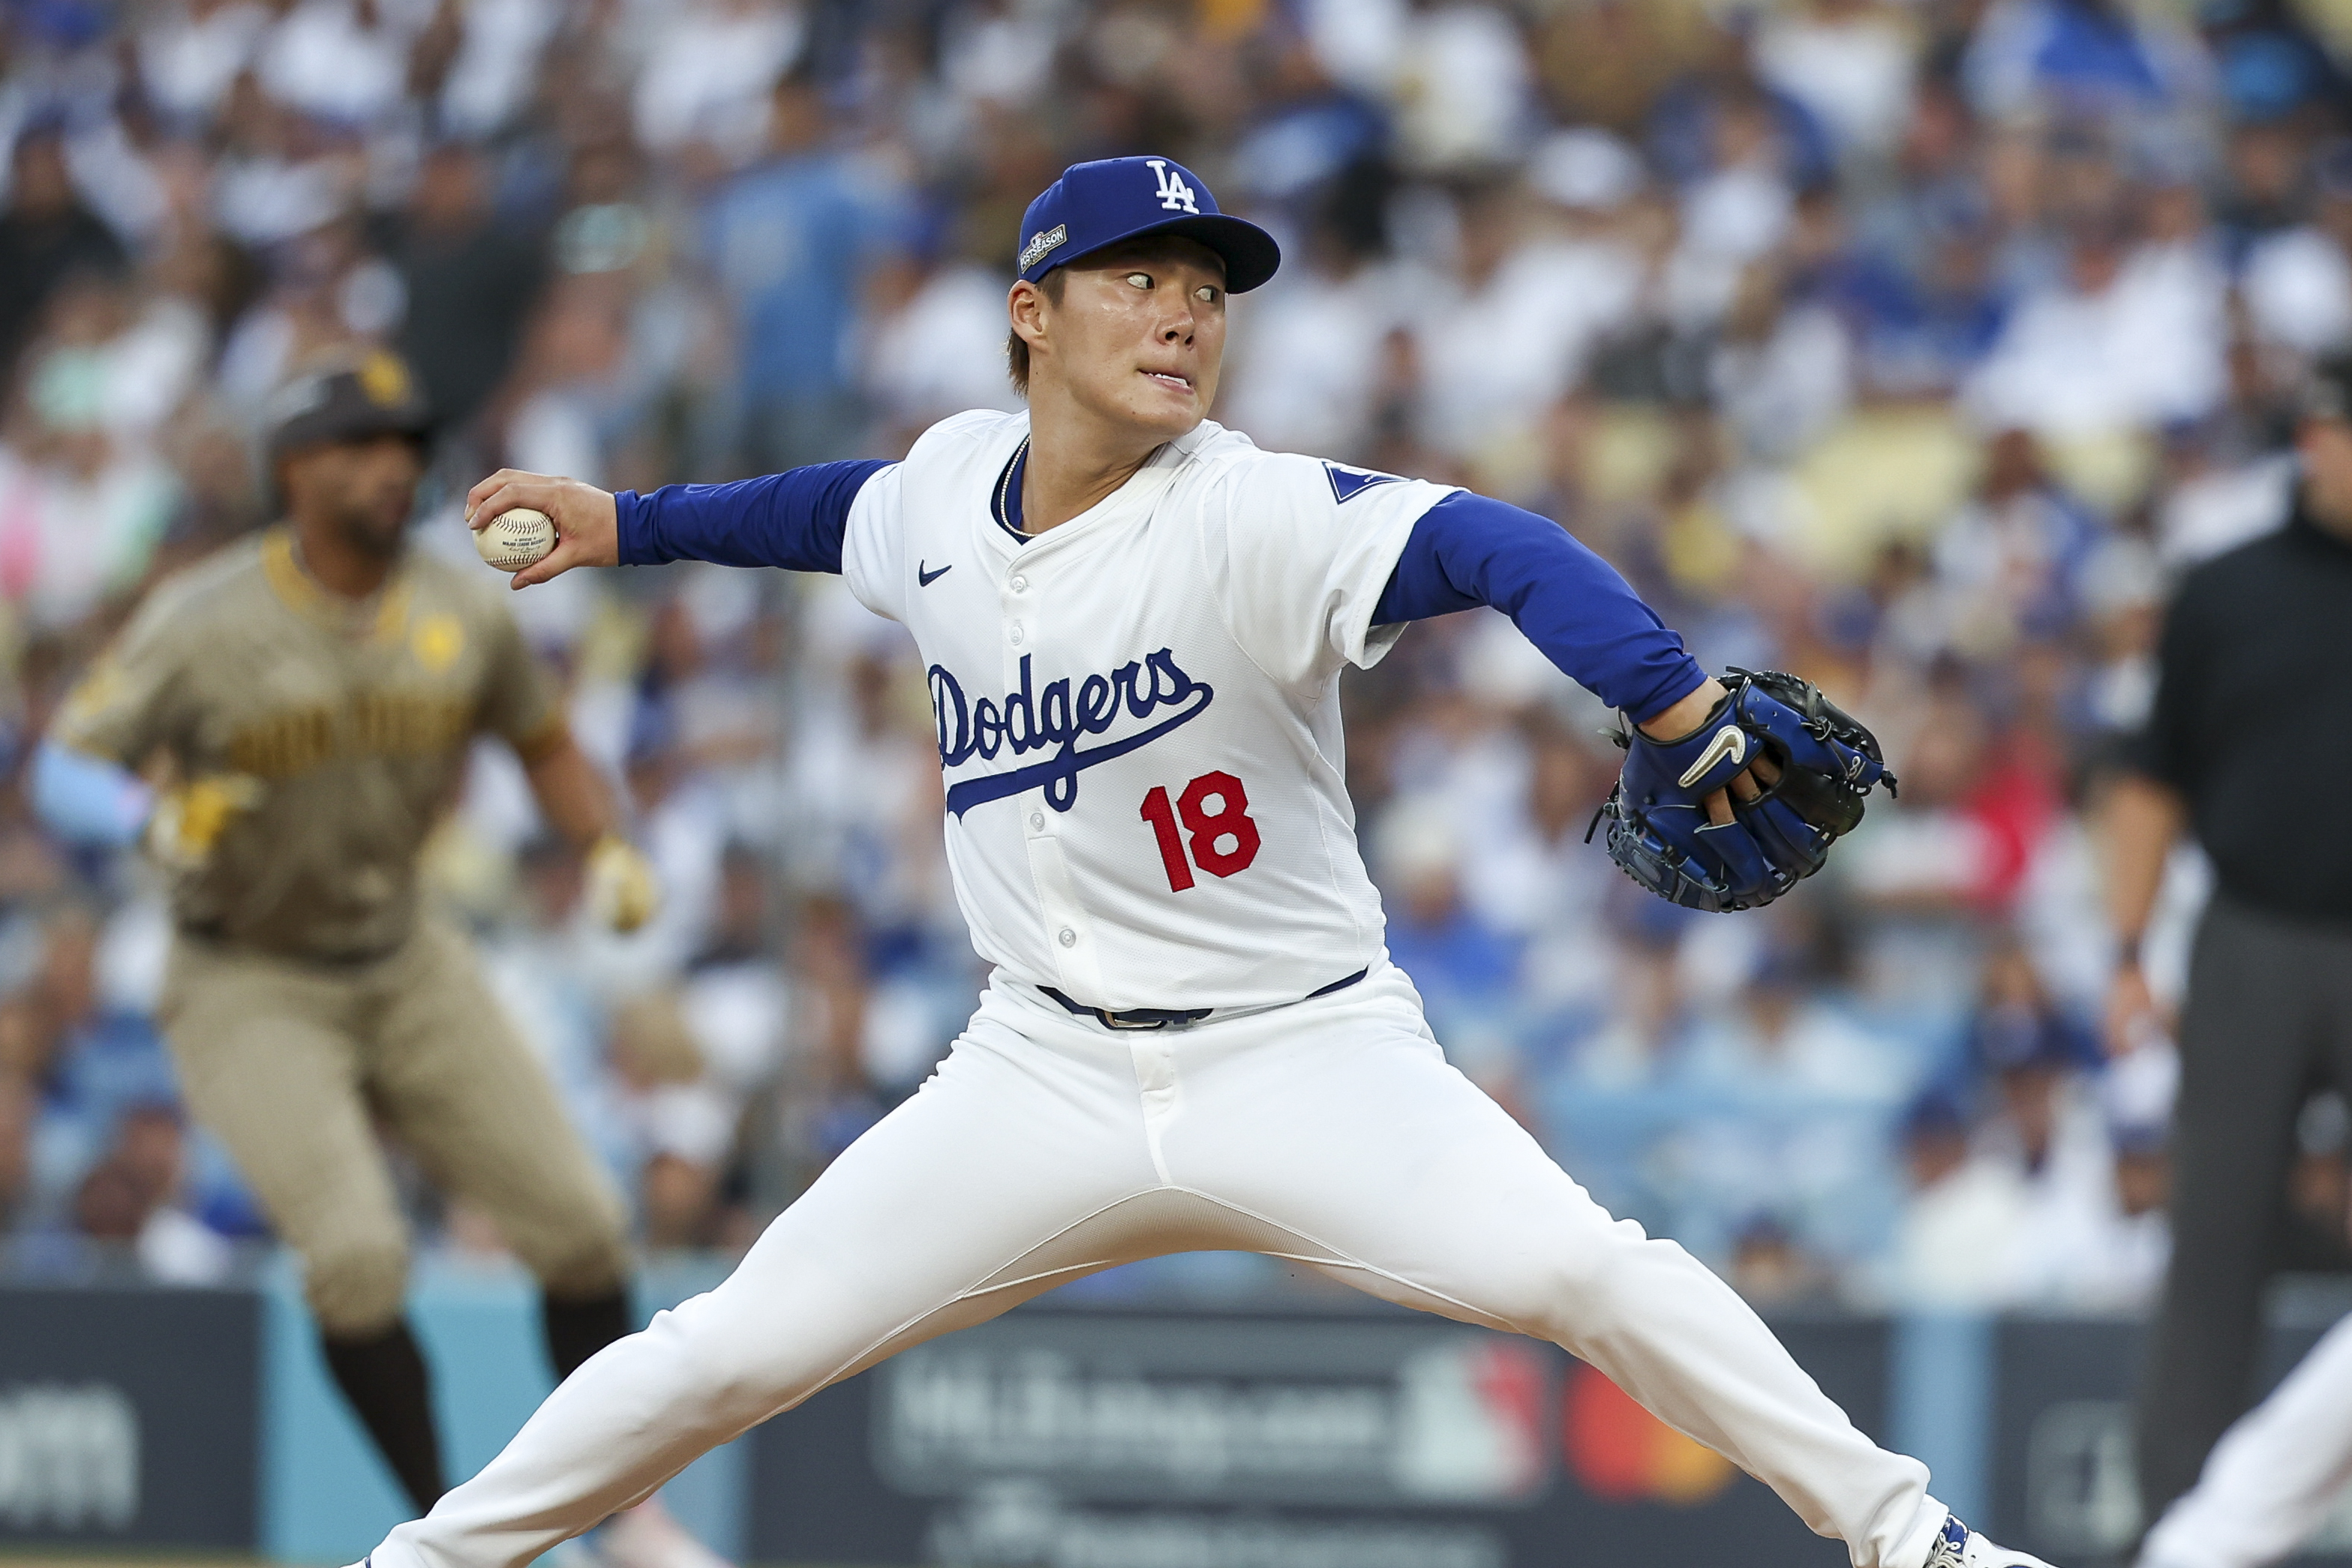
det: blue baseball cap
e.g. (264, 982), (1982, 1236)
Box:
(1015, 156), (1281, 293)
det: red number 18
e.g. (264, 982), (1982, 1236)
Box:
(1139, 770), (1263, 891)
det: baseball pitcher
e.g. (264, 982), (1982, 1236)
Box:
(360, 158), (2042, 1568)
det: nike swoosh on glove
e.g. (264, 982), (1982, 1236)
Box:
(1592, 668), (1894, 913)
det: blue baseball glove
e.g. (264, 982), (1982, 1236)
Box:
(1591, 668), (1895, 913)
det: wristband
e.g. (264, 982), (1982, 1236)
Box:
(2115, 933), (2143, 969)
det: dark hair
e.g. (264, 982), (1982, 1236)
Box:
(1005, 269), (1065, 397)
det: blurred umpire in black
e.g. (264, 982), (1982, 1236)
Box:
(2105, 352), (2352, 1524)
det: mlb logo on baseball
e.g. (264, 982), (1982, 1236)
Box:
(1145, 158), (1198, 213)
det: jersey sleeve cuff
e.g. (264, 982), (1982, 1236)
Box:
(614, 491), (653, 566)
(1629, 662), (1711, 726)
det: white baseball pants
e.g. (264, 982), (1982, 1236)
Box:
(2140, 1311), (2352, 1568)
(374, 964), (1948, 1568)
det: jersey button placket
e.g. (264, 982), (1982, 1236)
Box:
(999, 563), (1034, 668)
(1002, 565), (1090, 990)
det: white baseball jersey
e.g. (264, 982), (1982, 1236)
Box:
(376, 421), (1960, 1568)
(366, 151), (1975, 1568)
(838, 410), (1456, 1012)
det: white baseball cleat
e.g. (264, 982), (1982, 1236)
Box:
(589, 1498), (734, 1568)
(1924, 1512), (2059, 1568)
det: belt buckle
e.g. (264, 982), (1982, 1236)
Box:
(1098, 1009), (1165, 1030)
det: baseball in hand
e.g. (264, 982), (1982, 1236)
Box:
(473, 508), (557, 572)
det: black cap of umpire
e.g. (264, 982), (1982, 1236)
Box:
(264, 349), (433, 461)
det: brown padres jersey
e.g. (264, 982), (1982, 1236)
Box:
(54, 526), (565, 958)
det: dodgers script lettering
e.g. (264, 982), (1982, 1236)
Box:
(930, 649), (1214, 816)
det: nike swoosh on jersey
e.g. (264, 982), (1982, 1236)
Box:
(1677, 723), (1748, 789)
(918, 560), (952, 587)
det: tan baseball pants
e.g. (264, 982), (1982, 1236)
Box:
(158, 920), (629, 1335)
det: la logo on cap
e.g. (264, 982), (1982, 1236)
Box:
(1146, 158), (1199, 214)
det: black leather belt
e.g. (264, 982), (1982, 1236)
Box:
(1041, 968), (1368, 1030)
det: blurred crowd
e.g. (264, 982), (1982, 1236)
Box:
(0, 0), (2347, 1314)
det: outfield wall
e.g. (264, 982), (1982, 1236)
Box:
(2, 1265), (2348, 1567)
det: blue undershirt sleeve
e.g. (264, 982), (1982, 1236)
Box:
(615, 459), (895, 572)
(1374, 490), (1708, 723)
(32, 740), (154, 847)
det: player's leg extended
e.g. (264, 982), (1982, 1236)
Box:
(365, 922), (635, 1378)
(157, 935), (446, 1511)
(2139, 1311), (2352, 1568)
(369, 926), (725, 1568)
(373, 989), (1169, 1568)
(1155, 967), (1948, 1568)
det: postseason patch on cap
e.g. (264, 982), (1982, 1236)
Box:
(1017, 224), (1067, 275)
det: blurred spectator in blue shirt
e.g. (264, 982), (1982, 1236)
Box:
(1648, 41), (1835, 194)
(3, 909), (257, 1266)
(1683, 925), (1918, 1103)
(1964, 0), (2214, 123)
(1891, 1086), (2029, 1306)
(1834, 185), (2010, 401)
(1668, 918), (1919, 1273)
(25, 911), (175, 1212)
(2197, 0), (2347, 127)
(704, 69), (898, 474)
(1969, 933), (2104, 1093)
(66, 1102), (236, 1281)
(1966, 936), (2170, 1308)
(1377, 795), (1524, 1094)
(1930, 428), (2104, 658)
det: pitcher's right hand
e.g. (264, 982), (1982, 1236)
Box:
(465, 471), (619, 589)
